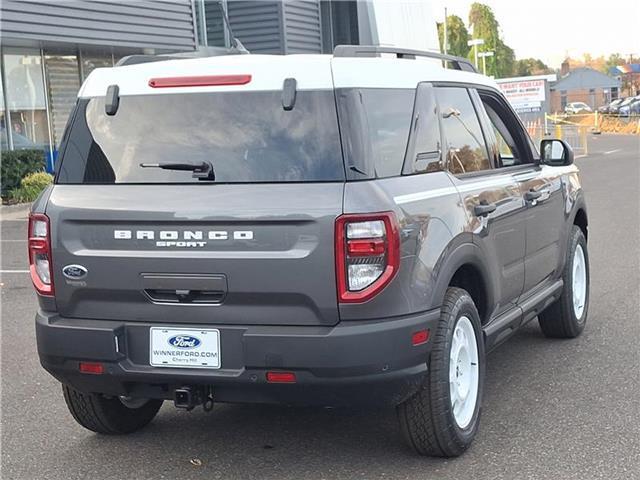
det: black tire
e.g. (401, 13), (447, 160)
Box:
(538, 226), (589, 338)
(397, 287), (485, 457)
(62, 384), (163, 434)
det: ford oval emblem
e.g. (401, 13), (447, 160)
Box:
(62, 264), (88, 280)
(168, 335), (201, 349)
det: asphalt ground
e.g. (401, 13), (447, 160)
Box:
(1, 134), (639, 480)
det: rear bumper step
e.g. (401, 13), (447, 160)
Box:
(36, 309), (439, 407)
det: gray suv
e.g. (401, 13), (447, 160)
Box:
(30, 46), (589, 457)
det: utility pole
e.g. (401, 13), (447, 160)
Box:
(479, 51), (494, 76)
(443, 7), (448, 56)
(468, 38), (484, 69)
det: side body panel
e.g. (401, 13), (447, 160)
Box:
(341, 171), (481, 320)
(549, 165), (587, 276)
(447, 171), (526, 316)
(514, 165), (567, 294)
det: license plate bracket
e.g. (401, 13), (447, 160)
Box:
(150, 327), (220, 369)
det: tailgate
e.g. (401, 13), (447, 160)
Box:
(47, 183), (343, 326)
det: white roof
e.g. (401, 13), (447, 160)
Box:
(79, 53), (499, 98)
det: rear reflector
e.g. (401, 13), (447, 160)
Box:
(412, 330), (430, 346)
(148, 74), (252, 88)
(79, 362), (104, 375)
(266, 371), (296, 383)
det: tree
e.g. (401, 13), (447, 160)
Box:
(603, 53), (625, 74)
(495, 41), (515, 78)
(437, 15), (470, 58)
(513, 58), (552, 76)
(467, 2), (514, 78)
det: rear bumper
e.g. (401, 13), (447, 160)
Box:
(36, 309), (439, 407)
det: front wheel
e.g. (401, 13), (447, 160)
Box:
(538, 226), (589, 338)
(397, 287), (485, 457)
(62, 384), (163, 434)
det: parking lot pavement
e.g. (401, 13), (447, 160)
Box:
(1, 134), (639, 480)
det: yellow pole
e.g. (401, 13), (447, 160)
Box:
(555, 124), (562, 139)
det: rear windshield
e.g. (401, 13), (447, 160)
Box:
(56, 90), (345, 184)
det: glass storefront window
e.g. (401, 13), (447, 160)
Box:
(44, 49), (80, 149)
(0, 66), (8, 150)
(195, 0), (228, 47)
(80, 48), (114, 81)
(3, 48), (51, 151)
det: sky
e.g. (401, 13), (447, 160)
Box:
(427, 0), (640, 68)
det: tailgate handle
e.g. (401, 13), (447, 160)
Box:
(141, 274), (227, 305)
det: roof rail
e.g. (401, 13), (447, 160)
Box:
(333, 45), (477, 73)
(116, 46), (248, 67)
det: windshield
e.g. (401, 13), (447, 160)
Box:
(56, 90), (345, 184)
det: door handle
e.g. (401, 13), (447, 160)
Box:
(474, 202), (497, 217)
(525, 190), (542, 201)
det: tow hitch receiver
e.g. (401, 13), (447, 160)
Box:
(174, 386), (214, 411)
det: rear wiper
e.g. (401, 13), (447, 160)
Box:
(140, 161), (215, 181)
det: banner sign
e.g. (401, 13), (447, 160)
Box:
(497, 79), (546, 105)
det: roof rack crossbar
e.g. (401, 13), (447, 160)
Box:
(333, 45), (477, 73)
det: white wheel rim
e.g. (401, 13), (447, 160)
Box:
(449, 316), (479, 429)
(572, 245), (587, 319)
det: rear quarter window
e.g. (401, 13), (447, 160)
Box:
(336, 88), (415, 179)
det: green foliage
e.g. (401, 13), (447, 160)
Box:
(603, 53), (624, 74)
(495, 42), (515, 78)
(9, 171), (53, 203)
(437, 15), (470, 58)
(513, 58), (552, 77)
(467, 2), (514, 78)
(1, 149), (47, 197)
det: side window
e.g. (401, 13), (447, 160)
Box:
(403, 83), (442, 174)
(360, 89), (415, 178)
(478, 92), (534, 167)
(483, 102), (519, 167)
(436, 87), (491, 175)
(336, 88), (415, 179)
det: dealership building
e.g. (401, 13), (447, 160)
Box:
(0, 0), (438, 169)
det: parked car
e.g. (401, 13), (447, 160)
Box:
(30, 45), (590, 458)
(0, 128), (48, 151)
(611, 96), (635, 115)
(598, 97), (624, 114)
(619, 95), (640, 116)
(565, 102), (592, 114)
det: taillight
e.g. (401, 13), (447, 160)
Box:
(28, 213), (54, 296)
(335, 212), (400, 303)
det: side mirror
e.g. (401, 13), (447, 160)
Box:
(540, 139), (574, 166)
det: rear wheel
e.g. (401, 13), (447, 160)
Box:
(539, 226), (589, 338)
(62, 384), (163, 434)
(397, 287), (485, 457)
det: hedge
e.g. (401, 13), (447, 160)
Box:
(9, 171), (54, 203)
(1, 149), (47, 197)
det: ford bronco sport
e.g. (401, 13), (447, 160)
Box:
(30, 45), (589, 457)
